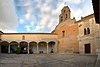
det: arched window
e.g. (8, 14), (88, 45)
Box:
(62, 31), (65, 37)
(84, 28), (86, 35)
(60, 16), (63, 22)
(87, 28), (90, 34)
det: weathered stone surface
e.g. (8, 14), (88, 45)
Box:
(0, 54), (97, 67)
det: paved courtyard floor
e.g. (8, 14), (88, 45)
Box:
(0, 54), (98, 67)
(95, 54), (100, 67)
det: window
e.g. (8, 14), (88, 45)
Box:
(87, 28), (90, 34)
(84, 28), (86, 35)
(62, 31), (65, 37)
(84, 28), (90, 35)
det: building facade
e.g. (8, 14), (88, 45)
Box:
(53, 6), (79, 54)
(78, 14), (100, 54)
(0, 6), (100, 54)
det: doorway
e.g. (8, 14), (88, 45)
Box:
(85, 43), (91, 53)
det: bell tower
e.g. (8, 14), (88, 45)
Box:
(59, 6), (71, 23)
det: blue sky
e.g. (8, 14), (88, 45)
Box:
(0, 0), (94, 33)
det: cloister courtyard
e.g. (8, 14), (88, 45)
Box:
(0, 0), (100, 67)
(0, 54), (98, 67)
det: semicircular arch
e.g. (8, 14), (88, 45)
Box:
(1, 41), (9, 45)
(38, 41), (47, 46)
(10, 41), (18, 45)
(29, 41), (37, 46)
(20, 41), (28, 45)
(48, 41), (56, 45)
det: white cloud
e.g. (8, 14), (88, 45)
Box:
(24, 0), (93, 33)
(19, 19), (24, 24)
(40, 6), (51, 13)
(40, 15), (49, 25)
(25, 25), (31, 32)
(31, 0), (61, 32)
(25, 13), (31, 20)
(0, 28), (17, 33)
(47, 19), (54, 28)
(30, 22), (34, 26)
(54, 3), (65, 14)
(81, 0), (94, 17)
(0, 0), (18, 33)
(63, 0), (85, 4)
(71, 8), (83, 20)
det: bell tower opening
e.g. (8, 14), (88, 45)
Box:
(59, 6), (71, 23)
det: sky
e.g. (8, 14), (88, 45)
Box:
(0, 0), (94, 33)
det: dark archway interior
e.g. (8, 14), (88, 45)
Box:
(10, 41), (18, 53)
(1, 41), (9, 53)
(20, 41), (28, 54)
(48, 41), (55, 53)
(29, 41), (37, 54)
(38, 42), (47, 53)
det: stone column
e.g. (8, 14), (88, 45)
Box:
(37, 44), (39, 53)
(8, 44), (10, 54)
(47, 44), (49, 54)
(18, 43), (20, 48)
(28, 43), (29, 54)
(55, 42), (57, 53)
